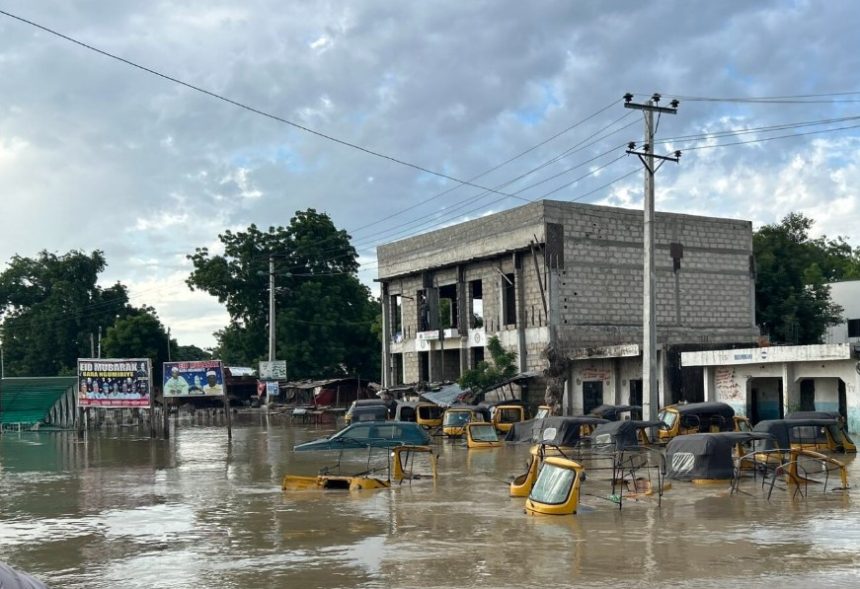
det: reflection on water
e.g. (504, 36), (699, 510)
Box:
(2, 416), (860, 588)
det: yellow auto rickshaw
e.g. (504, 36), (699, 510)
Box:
(524, 456), (585, 516)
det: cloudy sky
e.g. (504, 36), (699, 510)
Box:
(1, 1), (858, 348)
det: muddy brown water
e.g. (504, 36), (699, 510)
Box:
(1, 414), (859, 588)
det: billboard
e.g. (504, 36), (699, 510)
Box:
(163, 360), (225, 397)
(78, 358), (152, 408)
(259, 360), (287, 380)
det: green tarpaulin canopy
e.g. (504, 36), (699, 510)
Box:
(0, 377), (76, 426)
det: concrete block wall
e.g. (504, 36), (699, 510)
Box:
(543, 200), (757, 351)
(377, 201), (545, 279)
(379, 199), (759, 388)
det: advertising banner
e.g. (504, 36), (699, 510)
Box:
(259, 360), (287, 380)
(163, 360), (225, 398)
(266, 381), (280, 398)
(78, 358), (152, 408)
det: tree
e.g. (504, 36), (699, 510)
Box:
(0, 250), (131, 376)
(187, 209), (380, 379)
(176, 344), (212, 361)
(458, 336), (518, 394)
(101, 307), (174, 384)
(754, 212), (848, 344)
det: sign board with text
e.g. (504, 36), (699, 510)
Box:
(259, 360), (287, 380)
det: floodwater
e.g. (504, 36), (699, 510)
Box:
(2, 415), (860, 588)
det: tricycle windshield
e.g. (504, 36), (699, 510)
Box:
(658, 410), (677, 428)
(469, 424), (499, 442)
(530, 463), (575, 505)
(444, 411), (472, 426)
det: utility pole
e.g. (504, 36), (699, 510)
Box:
(167, 327), (171, 361)
(97, 325), (102, 359)
(268, 255), (276, 362)
(623, 92), (681, 421)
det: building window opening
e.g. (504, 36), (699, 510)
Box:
(391, 353), (404, 385)
(470, 280), (484, 328)
(417, 290), (430, 331)
(418, 351), (430, 383)
(392, 295), (403, 342)
(439, 284), (458, 330)
(502, 273), (516, 327)
(848, 318), (860, 338)
(799, 379), (815, 411)
(472, 346), (485, 369)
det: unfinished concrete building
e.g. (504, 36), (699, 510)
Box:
(376, 199), (759, 415)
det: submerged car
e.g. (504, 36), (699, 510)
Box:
(294, 421), (431, 451)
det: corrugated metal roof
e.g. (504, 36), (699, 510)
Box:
(1, 377), (77, 425)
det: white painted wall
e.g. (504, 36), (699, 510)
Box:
(826, 280), (860, 344)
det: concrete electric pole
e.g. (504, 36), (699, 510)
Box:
(268, 255), (276, 362)
(623, 92), (681, 420)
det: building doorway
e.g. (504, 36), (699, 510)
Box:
(799, 379), (815, 411)
(629, 379), (642, 407)
(747, 377), (783, 423)
(583, 381), (604, 415)
(839, 379), (847, 420)
(418, 351), (430, 383)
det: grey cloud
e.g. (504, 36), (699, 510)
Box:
(1, 0), (858, 346)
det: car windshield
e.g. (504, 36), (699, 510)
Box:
(658, 410), (677, 428)
(444, 411), (472, 426)
(530, 463), (576, 505)
(535, 407), (550, 419)
(468, 424), (499, 442)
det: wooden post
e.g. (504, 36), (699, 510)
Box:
(162, 399), (170, 439)
(77, 406), (85, 439)
(223, 392), (232, 441)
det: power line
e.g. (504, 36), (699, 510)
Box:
(679, 121), (860, 152)
(0, 9), (601, 209)
(653, 114), (860, 145)
(347, 100), (620, 234)
(640, 91), (860, 104)
(330, 113), (638, 251)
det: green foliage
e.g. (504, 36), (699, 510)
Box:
(176, 344), (212, 361)
(0, 250), (132, 376)
(188, 209), (380, 379)
(102, 308), (173, 383)
(754, 212), (856, 344)
(458, 336), (518, 393)
(439, 298), (452, 329)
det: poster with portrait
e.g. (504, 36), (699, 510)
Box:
(163, 360), (225, 398)
(77, 358), (152, 408)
